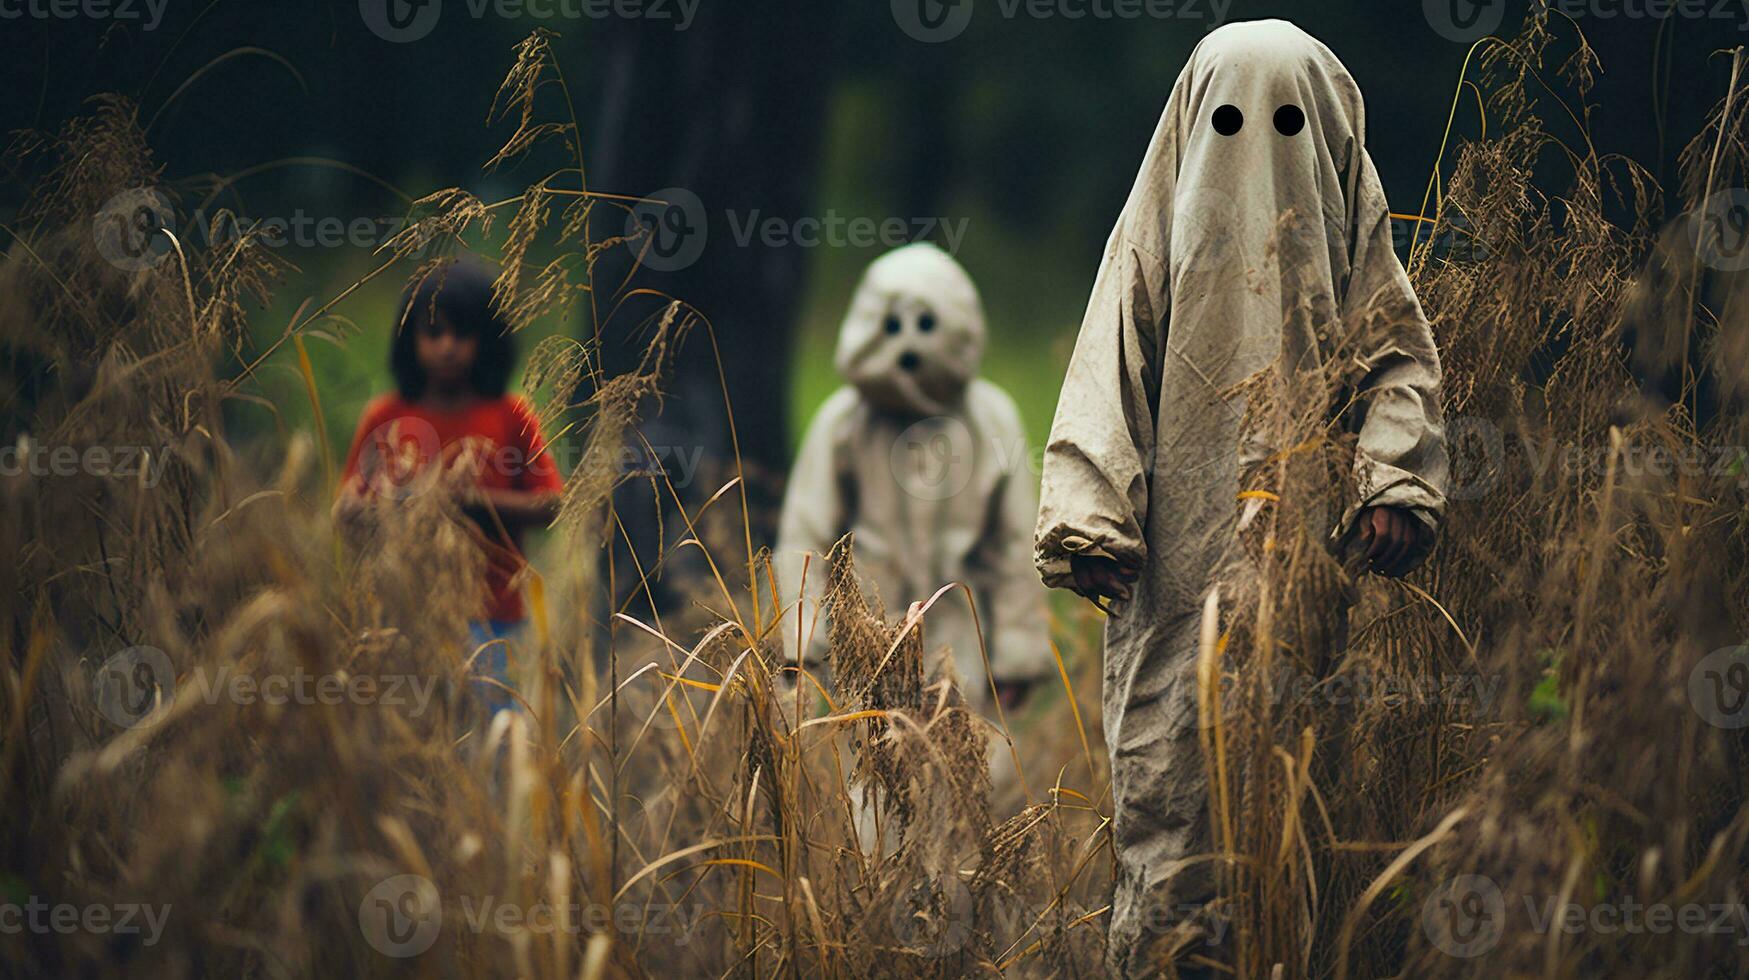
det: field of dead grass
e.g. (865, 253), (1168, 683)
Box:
(2, 15), (1747, 979)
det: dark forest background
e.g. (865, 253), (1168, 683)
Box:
(3, 0), (1742, 564)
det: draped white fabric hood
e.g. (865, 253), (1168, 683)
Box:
(834, 242), (987, 418)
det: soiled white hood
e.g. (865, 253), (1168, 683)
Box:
(834, 242), (985, 418)
(1153, 17), (1370, 345)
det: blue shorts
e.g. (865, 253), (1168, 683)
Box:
(466, 619), (524, 717)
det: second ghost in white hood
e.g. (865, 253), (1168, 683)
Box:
(776, 242), (1053, 710)
(834, 241), (987, 417)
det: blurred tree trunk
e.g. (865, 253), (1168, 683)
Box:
(583, 4), (838, 609)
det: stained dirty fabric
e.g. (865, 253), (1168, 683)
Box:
(776, 243), (1055, 710)
(1032, 20), (1449, 976)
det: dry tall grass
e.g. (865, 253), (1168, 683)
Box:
(1206, 14), (1749, 980)
(1, 15), (1745, 979)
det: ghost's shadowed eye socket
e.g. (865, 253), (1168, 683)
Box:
(898, 351), (921, 372)
(1212, 104), (1243, 136)
(918, 312), (937, 333)
(1274, 104), (1305, 136)
(883, 314), (902, 335)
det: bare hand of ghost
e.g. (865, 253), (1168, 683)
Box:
(1354, 505), (1432, 578)
(1069, 554), (1139, 610)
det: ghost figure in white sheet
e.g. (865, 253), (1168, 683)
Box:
(1034, 20), (1450, 976)
(776, 242), (1055, 712)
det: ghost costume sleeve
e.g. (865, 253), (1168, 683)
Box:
(1338, 153), (1449, 545)
(966, 381), (1057, 682)
(1033, 229), (1168, 591)
(773, 387), (857, 668)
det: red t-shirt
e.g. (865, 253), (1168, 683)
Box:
(339, 394), (563, 622)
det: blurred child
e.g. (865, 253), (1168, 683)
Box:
(775, 242), (1053, 715)
(1033, 21), (1449, 977)
(336, 258), (562, 717)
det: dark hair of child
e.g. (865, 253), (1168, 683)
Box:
(389, 258), (516, 399)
